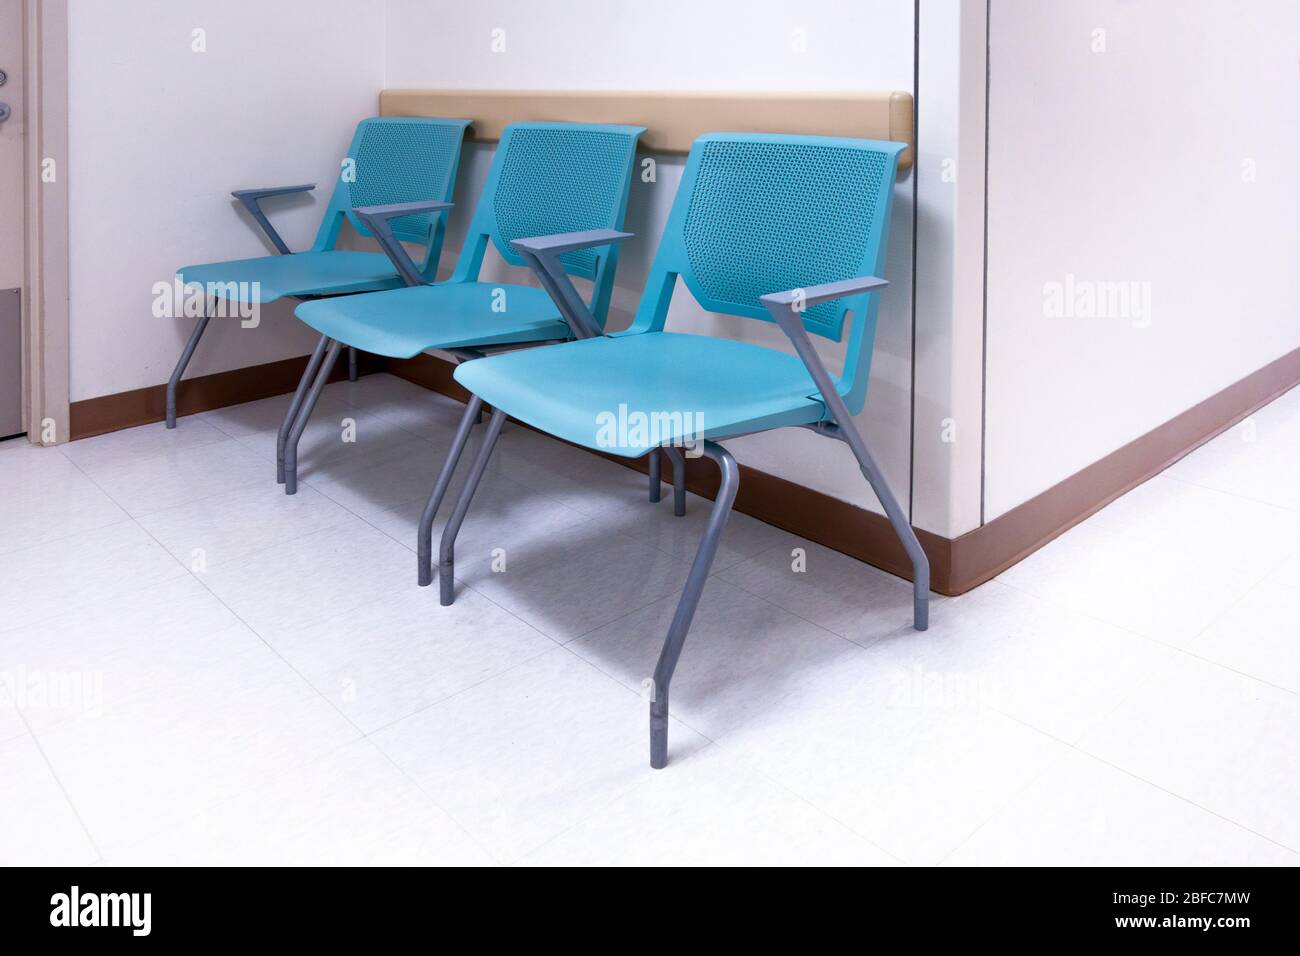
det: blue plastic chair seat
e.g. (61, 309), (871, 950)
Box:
(294, 282), (569, 358)
(177, 251), (404, 304)
(454, 332), (830, 456)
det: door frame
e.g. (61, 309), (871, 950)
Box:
(20, 0), (69, 445)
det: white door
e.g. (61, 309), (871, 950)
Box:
(0, 0), (24, 437)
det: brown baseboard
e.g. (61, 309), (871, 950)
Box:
(68, 352), (386, 440)
(390, 347), (1300, 596)
(71, 345), (1299, 596)
(947, 346), (1300, 593)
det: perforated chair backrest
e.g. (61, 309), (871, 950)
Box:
(313, 117), (471, 276)
(628, 132), (905, 414)
(451, 122), (645, 326)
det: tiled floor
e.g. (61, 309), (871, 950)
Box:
(2, 373), (1297, 866)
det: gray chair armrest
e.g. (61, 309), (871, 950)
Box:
(759, 275), (889, 313)
(232, 184), (316, 255)
(354, 200), (455, 287)
(511, 228), (633, 256)
(760, 275), (889, 411)
(509, 230), (634, 339)
(353, 200), (454, 220)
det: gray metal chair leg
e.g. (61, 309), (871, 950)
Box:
(650, 440), (739, 769)
(812, 419), (929, 631)
(418, 395), (484, 587)
(662, 447), (688, 516)
(773, 309), (930, 631)
(647, 448), (662, 503)
(277, 334), (331, 484)
(438, 406), (508, 606)
(347, 346), (359, 382)
(165, 311), (212, 429)
(283, 339), (342, 495)
(843, 426), (929, 630)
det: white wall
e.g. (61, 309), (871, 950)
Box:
(67, 0), (386, 402)
(983, 0), (1300, 518)
(386, 0), (922, 521)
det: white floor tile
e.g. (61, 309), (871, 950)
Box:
(60, 417), (230, 472)
(1165, 403), (1300, 512)
(6, 575), (254, 733)
(571, 576), (862, 739)
(1264, 551), (1300, 592)
(719, 538), (924, 647)
(210, 394), (421, 483)
(79, 436), (269, 518)
(864, 581), (1185, 743)
(35, 636), (360, 853)
(944, 747), (1299, 866)
(997, 514), (1259, 647)
(136, 481), (353, 570)
(460, 523), (692, 643)
(496, 427), (654, 520)
(0, 734), (99, 865)
(1078, 654), (1300, 850)
(305, 435), (458, 518)
(523, 745), (897, 866)
(371, 648), (707, 862)
(0, 451), (127, 555)
(360, 469), (586, 577)
(201, 515), (412, 634)
(0, 699), (26, 744)
(1085, 474), (1300, 578)
(340, 375), (476, 441)
(107, 740), (493, 866)
(260, 584), (556, 734)
(1, 436), (86, 488)
(603, 490), (796, 572)
(0, 521), (186, 634)
(1189, 583), (1300, 694)
(715, 653), (1065, 865)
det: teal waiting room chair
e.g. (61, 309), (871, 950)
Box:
(434, 132), (931, 768)
(169, 116), (470, 427)
(282, 121), (645, 495)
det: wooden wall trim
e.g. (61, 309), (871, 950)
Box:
(68, 352), (384, 440)
(947, 345), (1300, 593)
(380, 88), (915, 170)
(69, 344), (1298, 596)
